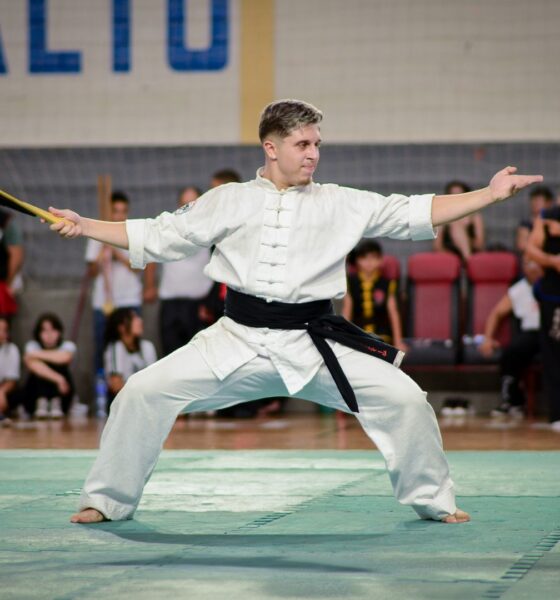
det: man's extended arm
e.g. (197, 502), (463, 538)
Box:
(47, 208), (129, 248)
(431, 166), (543, 227)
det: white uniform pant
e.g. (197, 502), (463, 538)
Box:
(79, 344), (457, 521)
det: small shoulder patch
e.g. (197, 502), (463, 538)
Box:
(174, 201), (197, 216)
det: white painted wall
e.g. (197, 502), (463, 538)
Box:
(0, 0), (558, 146)
(0, 0), (240, 146)
(276, 0), (560, 142)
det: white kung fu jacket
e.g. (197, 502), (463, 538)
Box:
(126, 169), (436, 395)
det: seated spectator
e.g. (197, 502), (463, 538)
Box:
(22, 313), (76, 419)
(478, 258), (542, 417)
(516, 186), (554, 254)
(527, 206), (560, 431)
(85, 191), (155, 375)
(342, 240), (406, 352)
(0, 209), (24, 317)
(0, 315), (20, 425)
(433, 181), (485, 262)
(103, 308), (157, 410)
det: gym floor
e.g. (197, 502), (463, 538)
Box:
(1, 413), (559, 599)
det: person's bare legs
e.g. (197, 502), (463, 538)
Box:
(70, 508), (106, 523)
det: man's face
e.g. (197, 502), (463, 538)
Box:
(267, 124), (321, 188)
(179, 188), (200, 206)
(111, 200), (129, 222)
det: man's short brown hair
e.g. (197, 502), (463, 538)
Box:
(258, 99), (323, 142)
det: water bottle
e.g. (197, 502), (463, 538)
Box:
(95, 370), (107, 418)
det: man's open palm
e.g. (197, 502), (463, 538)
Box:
(489, 166), (543, 202)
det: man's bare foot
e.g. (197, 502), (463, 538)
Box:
(70, 508), (107, 523)
(442, 509), (470, 524)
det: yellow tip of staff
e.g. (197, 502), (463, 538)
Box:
(0, 189), (65, 224)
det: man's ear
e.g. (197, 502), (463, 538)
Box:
(263, 138), (278, 161)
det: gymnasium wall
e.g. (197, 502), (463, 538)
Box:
(0, 0), (558, 146)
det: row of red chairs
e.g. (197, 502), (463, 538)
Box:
(378, 251), (519, 365)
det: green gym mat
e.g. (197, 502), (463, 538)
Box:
(0, 450), (559, 599)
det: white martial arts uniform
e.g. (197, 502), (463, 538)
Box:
(79, 169), (457, 521)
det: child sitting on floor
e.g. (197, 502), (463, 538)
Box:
(0, 315), (20, 425)
(22, 313), (76, 419)
(103, 308), (157, 411)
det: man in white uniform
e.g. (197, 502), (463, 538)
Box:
(49, 100), (543, 525)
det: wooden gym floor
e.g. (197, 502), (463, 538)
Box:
(1, 412), (560, 451)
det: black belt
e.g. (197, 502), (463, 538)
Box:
(224, 288), (404, 413)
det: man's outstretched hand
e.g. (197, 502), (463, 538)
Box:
(47, 207), (83, 238)
(489, 166), (543, 203)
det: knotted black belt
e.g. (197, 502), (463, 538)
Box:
(224, 288), (405, 413)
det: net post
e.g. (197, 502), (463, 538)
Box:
(97, 174), (112, 220)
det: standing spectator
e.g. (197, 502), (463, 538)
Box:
(85, 191), (155, 373)
(342, 240), (406, 351)
(22, 313), (76, 419)
(157, 186), (214, 356)
(103, 308), (157, 410)
(516, 186), (554, 254)
(210, 169), (241, 188)
(527, 206), (560, 431)
(198, 169), (242, 327)
(433, 181), (485, 262)
(0, 209), (24, 317)
(209, 168), (283, 417)
(0, 315), (20, 425)
(478, 258), (542, 417)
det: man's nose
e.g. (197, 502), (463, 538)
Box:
(307, 146), (319, 160)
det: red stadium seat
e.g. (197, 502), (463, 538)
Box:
(463, 252), (518, 363)
(381, 255), (401, 281)
(404, 252), (462, 365)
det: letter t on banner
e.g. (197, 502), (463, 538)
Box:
(113, 0), (131, 72)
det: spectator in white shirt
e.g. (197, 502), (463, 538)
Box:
(22, 313), (76, 419)
(103, 308), (157, 410)
(479, 258), (542, 417)
(0, 315), (20, 425)
(85, 191), (156, 373)
(156, 186), (214, 355)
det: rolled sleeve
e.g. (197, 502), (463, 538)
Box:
(409, 194), (436, 241)
(126, 219), (147, 269)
